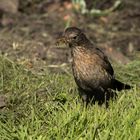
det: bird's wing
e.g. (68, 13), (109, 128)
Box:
(93, 47), (114, 76)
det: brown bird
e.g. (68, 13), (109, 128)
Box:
(57, 27), (131, 104)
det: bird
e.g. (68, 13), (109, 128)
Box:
(56, 27), (131, 105)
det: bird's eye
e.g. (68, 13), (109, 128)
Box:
(73, 36), (77, 39)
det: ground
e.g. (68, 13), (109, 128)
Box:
(0, 0), (140, 71)
(0, 0), (140, 139)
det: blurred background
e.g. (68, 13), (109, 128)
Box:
(0, 0), (140, 73)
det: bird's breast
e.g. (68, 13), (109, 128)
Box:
(72, 47), (96, 80)
(71, 46), (112, 89)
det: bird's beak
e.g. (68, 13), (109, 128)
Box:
(55, 36), (68, 46)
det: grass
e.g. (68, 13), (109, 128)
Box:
(0, 55), (140, 140)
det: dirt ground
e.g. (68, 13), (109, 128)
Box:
(0, 0), (140, 73)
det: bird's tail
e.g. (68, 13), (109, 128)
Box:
(112, 79), (131, 91)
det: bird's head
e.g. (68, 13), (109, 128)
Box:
(56, 27), (87, 48)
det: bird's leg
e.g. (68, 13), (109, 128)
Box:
(79, 90), (88, 102)
(78, 87), (96, 106)
(103, 89), (117, 107)
(78, 88), (89, 105)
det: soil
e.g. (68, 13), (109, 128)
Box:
(0, 0), (140, 73)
